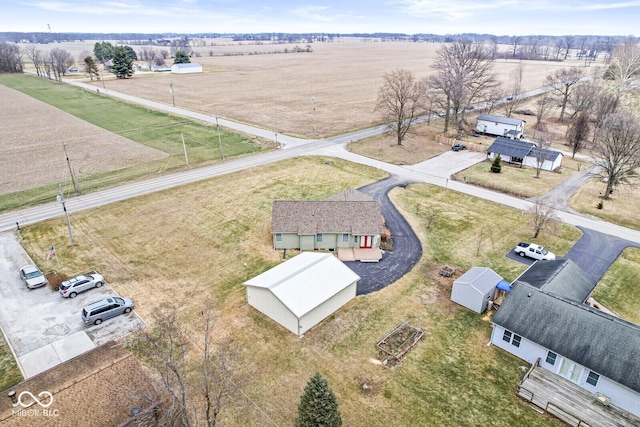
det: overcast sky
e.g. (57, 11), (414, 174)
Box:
(4, 0), (639, 36)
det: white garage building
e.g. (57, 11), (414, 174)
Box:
(171, 63), (202, 74)
(243, 252), (360, 337)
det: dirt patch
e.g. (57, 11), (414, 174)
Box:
(376, 321), (425, 367)
(0, 84), (167, 195)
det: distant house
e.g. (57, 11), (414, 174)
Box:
(476, 114), (526, 139)
(171, 63), (202, 74)
(450, 267), (504, 313)
(487, 137), (563, 171)
(271, 189), (383, 262)
(243, 252), (360, 337)
(490, 259), (640, 420)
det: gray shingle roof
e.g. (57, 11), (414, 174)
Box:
(324, 189), (374, 202)
(514, 259), (597, 303)
(477, 114), (526, 127)
(272, 191), (383, 234)
(493, 263), (640, 393)
(487, 137), (536, 158)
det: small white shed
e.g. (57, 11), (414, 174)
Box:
(451, 267), (503, 313)
(243, 252), (360, 337)
(476, 114), (526, 139)
(171, 63), (202, 74)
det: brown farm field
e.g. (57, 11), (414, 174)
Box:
(56, 38), (587, 138)
(0, 84), (166, 195)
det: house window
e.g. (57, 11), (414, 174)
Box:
(316, 234), (323, 243)
(342, 233), (349, 243)
(502, 330), (521, 347)
(275, 233), (282, 242)
(354, 236), (358, 244)
(512, 335), (521, 348)
(545, 351), (557, 366)
(586, 371), (600, 387)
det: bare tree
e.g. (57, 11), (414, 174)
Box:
(590, 110), (640, 199)
(562, 36), (575, 60)
(533, 95), (555, 128)
(139, 46), (158, 69)
(528, 198), (557, 239)
(510, 35), (522, 59)
(590, 89), (618, 140)
(428, 39), (498, 135)
(49, 47), (74, 81)
(545, 67), (585, 121)
(24, 45), (44, 76)
(566, 111), (591, 159)
(606, 37), (640, 98)
(503, 63), (525, 117)
(375, 69), (425, 145)
(566, 79), (599, 118)
(0, 41), (23, 73)
(533, 138), (552, 179)
(476, 228), (490, 256)
(128, 306), (241, 427)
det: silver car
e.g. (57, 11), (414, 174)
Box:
(19, 265), (48, 289)
(59, 272), (105, 298)
(82, 297), (134, 325)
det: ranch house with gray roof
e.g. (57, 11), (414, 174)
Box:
(487, 137), (563, 171)
(271, 189), (383, 262)
(490, 259), (640, 424)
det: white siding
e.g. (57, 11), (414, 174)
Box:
(490, 324), (640, 417)
(298, 281), (356, 335)
(245, 287), (298, 334)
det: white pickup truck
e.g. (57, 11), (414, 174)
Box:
(514, 242), (556, 261)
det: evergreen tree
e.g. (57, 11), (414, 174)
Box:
(112, 46), (133, 79)
(83, 56), (100, 81)
(93, 41), (114, 63)
(490, 154), (502, 173)
(124, 45), (138, 61)
(174, 50), (191, 64)
(297, 373), (342, 427)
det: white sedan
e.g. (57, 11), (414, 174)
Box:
(59, 272), (105, 298)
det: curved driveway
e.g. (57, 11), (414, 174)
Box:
(345, 176), (421, 295)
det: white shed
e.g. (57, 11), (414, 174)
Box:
(171, 63), (202, 74)
(451, 267), (503, 313)
(243, 252), (360, 337)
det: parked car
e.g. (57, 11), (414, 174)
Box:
(19, 265), (48, 289)
(514, 242), (556, 261)
(452, 143), (467, 152)
(82, 297), (134, 325)
(60, 272), (105, 298)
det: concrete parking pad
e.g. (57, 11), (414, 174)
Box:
(0, 231), (144, 378)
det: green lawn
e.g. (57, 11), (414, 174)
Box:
(0, 336), (22, 393)
(592, 247), (640, 324)
(0, 74), (272, 211)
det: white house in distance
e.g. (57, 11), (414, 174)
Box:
(487, 137), (563, 171)
(476, 114), (526, 139)
(490, 259), (640, 423)
(242, 252), (360, 337)
(450, 267), (505, 313)
(171, 63), (202, 74)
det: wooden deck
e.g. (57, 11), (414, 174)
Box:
(517, 362), (640, 427)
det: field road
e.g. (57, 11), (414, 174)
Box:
(2, 78), (640, 251)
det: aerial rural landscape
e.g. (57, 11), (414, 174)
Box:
(1, 2), (640, 427)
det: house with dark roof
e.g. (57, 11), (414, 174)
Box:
(271, 189), (383, 262)
(487, 137), (563, 171)
(490, 259), (640, 419)
(476, 114), (526, 139)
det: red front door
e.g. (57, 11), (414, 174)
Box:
(359, 235), (372, 248)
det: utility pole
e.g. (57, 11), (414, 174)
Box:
(170, 81), (175, 107)
(63, 142), (81, 195)
(215, 116), (224, 160)
(181, 133), (189, 166)
(311, 97), (317, 136)
(57, 185), (75, 247)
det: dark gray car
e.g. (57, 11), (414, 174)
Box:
(81, 297), (134, 325)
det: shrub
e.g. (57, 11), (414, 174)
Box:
(490, 154), (502, 173)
